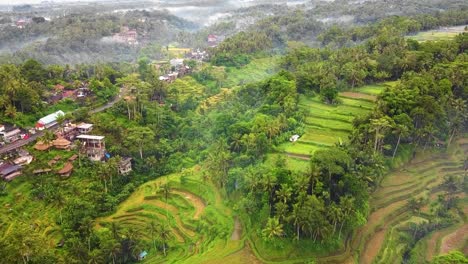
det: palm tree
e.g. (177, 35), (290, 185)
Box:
(307, 163), (321, 195)
(88, 249), (104, 264)
(261, 173), (277, 214)
(261, 217), (284, 240)
(56, 113), (66, 134)
(108, 242), (121, 264)
(40, 130), (55, 149)
(327, 203), (343, 235)
(291, 203), (304, 240)
(157, 224), (172, 256)
(275, 184), (292, 204)
(160, 183), (171, 218)
(111, 222), (121, 240)
(370, 116), (394, 153)
(275, 202), (289, 223)
(147, 221), (158, 251)
(338, 196), (355, 239)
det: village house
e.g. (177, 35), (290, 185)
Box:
(208, 34), (218, 47)
(113, 26), (138, 45)
(77, 123), (93, 134)
(0, 163), (22, 181)
(36, 110), (65, 130)
(76, 135), (106, 161)
(187, 48), (208, 61)
(0, 126), (22, 143)
(170, 58), (185, 69)
(13, 149), (33, 165)
(118, 157), (133, 175)
(15, 19), (27, 29)
(77, 87), (90, 98)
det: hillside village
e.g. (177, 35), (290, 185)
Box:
(0, 32), (220, 183)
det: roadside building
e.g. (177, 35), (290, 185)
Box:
(36, 110), (65, 130)
(0, 163), (22, 181)
(1, 128), (21, 143)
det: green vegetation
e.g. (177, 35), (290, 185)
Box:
(407, 26), (467, 42)
(0, 7), (467, 264)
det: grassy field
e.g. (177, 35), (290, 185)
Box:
(223, 57), (279, 87)
(95, 168), (248, 263)
(407, 25), (467, 42)
(278, 92), (374, 160)
(275, 82), (401, 162)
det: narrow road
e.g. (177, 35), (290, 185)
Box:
(89, 88), (123, 114)
(0, 88), (125, 155)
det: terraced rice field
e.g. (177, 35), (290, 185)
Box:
(168, 76), (206, 102)
(278, 89), (379, 160)
(223, 57), (279, 87)
(329, 138), (468, 264)
(96, 170), (245, 263)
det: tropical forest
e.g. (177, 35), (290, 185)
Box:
(0, 0), (466, 263)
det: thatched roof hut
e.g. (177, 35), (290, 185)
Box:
(58, 162), (73, 177)
(34, 141), (51, 151)
(53, 137), (71, 150)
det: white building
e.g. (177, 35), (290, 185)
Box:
(36, 110), (65, 130)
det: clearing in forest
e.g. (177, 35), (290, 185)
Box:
(407, 25), (467, 42)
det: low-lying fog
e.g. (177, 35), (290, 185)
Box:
(155, 0), (308, 26)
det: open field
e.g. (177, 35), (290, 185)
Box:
(407, 25), (467, 42)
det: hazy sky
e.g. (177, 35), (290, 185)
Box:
(1, 0), (96, 4)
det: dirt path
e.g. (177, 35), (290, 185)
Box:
(231, 217), (242, 240)
(172, 190), (206, 219)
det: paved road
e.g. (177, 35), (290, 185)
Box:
(0, 133), (43, 155)
(0, 89), (124, 155)
(89, 90), (123, 114)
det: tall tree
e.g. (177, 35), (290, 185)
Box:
(126, 127), (155, 159)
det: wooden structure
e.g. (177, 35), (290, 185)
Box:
(33, 168), (52, 175)
(34, 141), (51, 151)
